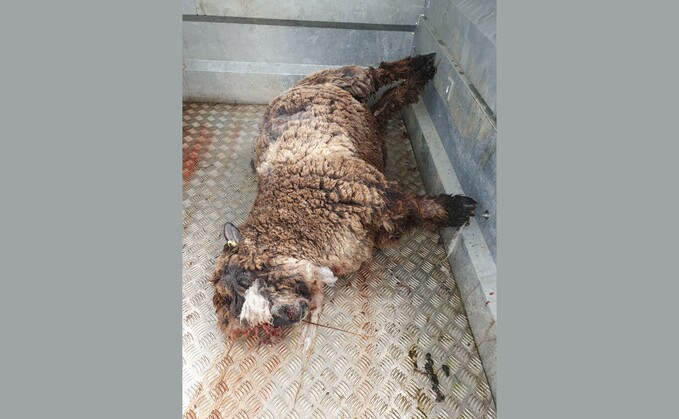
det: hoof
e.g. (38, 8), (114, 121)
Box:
(436, 194), (477, 227)
(411, 53), (437, 82)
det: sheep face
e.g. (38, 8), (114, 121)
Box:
(215, 212), (342, 339)
(212, 227), (322, 340)
(215, 259), (312, 328)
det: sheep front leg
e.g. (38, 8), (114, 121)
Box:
(376, 183), (477, 248)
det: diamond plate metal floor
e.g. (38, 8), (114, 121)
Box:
(182, 102), (496, 419)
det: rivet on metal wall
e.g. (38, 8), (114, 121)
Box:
(483, 211), (490, 220)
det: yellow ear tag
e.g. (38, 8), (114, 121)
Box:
(226, 240), (238, 248)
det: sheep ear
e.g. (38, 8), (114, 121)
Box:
(223, 222), (243, 245)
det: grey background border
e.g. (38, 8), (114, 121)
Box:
(2, 1), (181, 417)
(2, 1), (678, 418)
(499, 0), (679, 417)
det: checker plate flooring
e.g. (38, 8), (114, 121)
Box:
(182, 102), (496, 419)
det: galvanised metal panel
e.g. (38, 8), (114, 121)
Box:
(184, 67), (309, 104)
(193, 0), (425, 26)
(183, 21), (414, 66)
(413, 17), (497, 261)
(183, 0), (197, 15)
(425, 0), (496, 113)
(182, 21), (415, 103)
(402, 102), (497, 398)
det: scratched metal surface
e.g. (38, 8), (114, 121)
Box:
(182, 102), (496, 419)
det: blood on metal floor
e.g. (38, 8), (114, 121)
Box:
(182, 102), (496, 419)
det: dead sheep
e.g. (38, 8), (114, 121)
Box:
(211, 53), (476, 342)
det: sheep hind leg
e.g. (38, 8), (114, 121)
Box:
(371, 55), (437, 131)
(375, 183), (476, 249)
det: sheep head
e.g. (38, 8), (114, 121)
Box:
(212, 223), (337, 341)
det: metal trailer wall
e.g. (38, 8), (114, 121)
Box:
(182, 0), (423, 103)
(425, 0), (496, 113)
(401, 0), (497, 397)
(413, 0), (497, 261)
